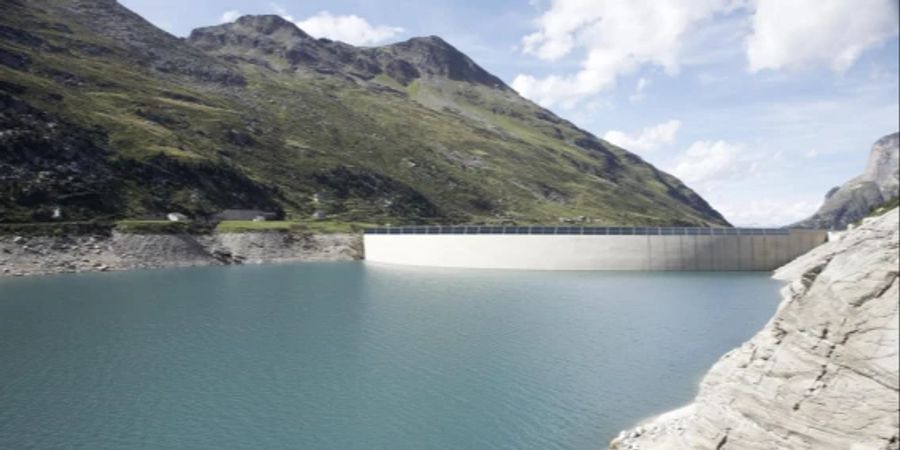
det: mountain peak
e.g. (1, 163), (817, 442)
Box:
(794, 132), (899, 230)
(189, 14), (312, 47)
(188, 19), (509, 90)
(37, 0), (246, 85)
(862, 131), (899, 196)
(231, 15), (311, 38)
(382, 36), (509, 89)
(403, 35), (452, 47)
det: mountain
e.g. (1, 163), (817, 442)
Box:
(794, 132), (899, 230)
(188, 16), (508, 89)
(0, 0), (728, 226)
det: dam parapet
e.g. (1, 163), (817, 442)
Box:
(363, 226), (828, 271)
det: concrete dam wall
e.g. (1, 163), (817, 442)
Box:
(363, 227), (828, 271)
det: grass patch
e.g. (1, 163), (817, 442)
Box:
(154, 96), (232, 113)
(115, 220), (212, 234)
(215, 220), (375, 234)
(406, 79), (421, 99)
(869, 196), (899, 217)
(373, 74), (405, 91)
(214, 220), (300, 233)
(857, 196), (900, 225)
(0, 220), (374, 236)
(147, 145), (206, 161)
(0, 222), (113, 236)
(297, 220), (377, 234)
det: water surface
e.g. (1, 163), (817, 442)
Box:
(0, 262), (781, 449)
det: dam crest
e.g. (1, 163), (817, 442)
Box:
(363, 226), (828, 271)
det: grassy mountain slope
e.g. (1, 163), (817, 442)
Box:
(0, 0), (729, 226)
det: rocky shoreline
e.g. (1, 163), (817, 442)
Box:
(609, 209), (899, 450)
(0, 231), (363, 277)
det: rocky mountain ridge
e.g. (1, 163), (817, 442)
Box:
(188, 15), (509, 89)
(51, 0), (246, 85)
(1, 0), (727, 226)
(795, 132), (899, 230)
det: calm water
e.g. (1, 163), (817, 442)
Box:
(0, 262), (781, 450)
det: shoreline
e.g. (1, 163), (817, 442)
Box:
(0, 231), (363, 278)
(607, 211), (899, 449)
(609, 405), (695, 448)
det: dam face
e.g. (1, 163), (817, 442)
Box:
(363, 227), (828, 271)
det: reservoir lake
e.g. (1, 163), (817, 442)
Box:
(0, 262), (782, 449)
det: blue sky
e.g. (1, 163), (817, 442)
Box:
(120, 0), (900, 226)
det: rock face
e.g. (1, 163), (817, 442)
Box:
(0, 232), (362, 277)
(610, 208), (899, 450)
(795, 133), (899, 230)
(863, 133), (900, 198)
(57, 0), (246, 85)
(188, 16), (508, 89)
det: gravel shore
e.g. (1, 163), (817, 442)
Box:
(0, 231), (362, 277)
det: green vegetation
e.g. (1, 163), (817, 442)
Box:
(297, 220), (379, 234)
(0, 222), (113, 237)
(0, 1), (728, 230)
(215, 220), (300, 233)
(114, 220), (213, 234)
(215, 220), (376, 234)
(865, 196), (899, 219)
(0, 219), (375, 236)
(845, 196), (899, 229)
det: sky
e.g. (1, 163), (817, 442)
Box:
(120, 0), (900, 226)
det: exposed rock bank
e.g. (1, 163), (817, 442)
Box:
(610, 209), (899, 450)
(0, 232), (362, 277)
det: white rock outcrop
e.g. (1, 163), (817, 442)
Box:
(611, 209), (900, 450)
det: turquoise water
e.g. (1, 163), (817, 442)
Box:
(0, 262), (781, 449)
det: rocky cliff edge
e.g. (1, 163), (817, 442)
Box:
(611, 208), (899, 450)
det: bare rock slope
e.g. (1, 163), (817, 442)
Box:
(795, 133), (899, 230)
(0, 232), (361, 277)
(611, 209), (899, 450)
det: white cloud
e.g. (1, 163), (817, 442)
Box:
(603, 119), (681, 153)
(268, 4), (403, 46)
(512, 0), (739, 107)
(656, 136), (827, 226)
(713, 198), (821, 227)
(219, 10), (241, 24)
(747, 0), (900, 72)
(292, 11), (403, 46)
(669, 139), (754, 185)
(629, 77), (651, 103)
(665, 139), (817, 226)
(513, 0), (897, 106)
